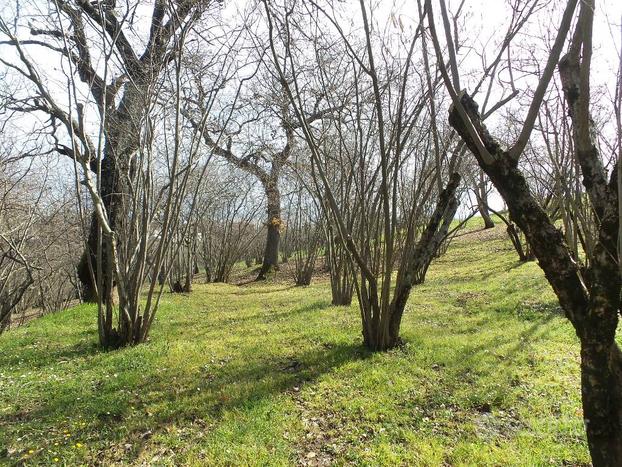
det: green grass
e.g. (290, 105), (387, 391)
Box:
(0, 219), (595, 465)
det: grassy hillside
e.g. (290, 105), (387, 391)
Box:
(0, 220), (594, 466)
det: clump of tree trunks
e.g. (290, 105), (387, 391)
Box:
(0, 1), (227, 348)
(263, 0), (464, 351)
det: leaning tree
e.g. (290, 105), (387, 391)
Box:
(427, 0), (622, 461)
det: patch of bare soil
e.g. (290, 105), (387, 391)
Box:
(473, 408), (523, 441)
(231, 258), (330, 287)
(287, 384), (339, 466)
(454, 225), (507, 244)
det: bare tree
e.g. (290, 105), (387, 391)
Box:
(0, 0), (239, 347)
(0, 156), (38, 330)
(1, 1), (213, 302)
(428, 0), (622, 461)
(469, 168), (495, 229)
(0, 136), (82, 332)
(262, 0), (462, 350)
(196, 170), (262, 283)
(185, 56), (340, 281)
(287, 181), (322, 286)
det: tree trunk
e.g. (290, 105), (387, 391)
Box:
(386, 173), (461, 347)
(360, 174), (461, 352)
(326, 225), (354, 305)
(580, 201), (622, 465)
(332, 289), (353, 306)
(488, 206), (534, 262)
(330, 261), (353, 306)
(0, 275), (33, 335)
(77, 103), (138, 348)
(76, 91), (138, 306)
(257, 182), (281, 280)
(580, 341), (622, 465)
(76, 150), (128, 349)
(77, 153), (122, 303)
(506, 223), (533, 262)
(183, 234), (194, 293)
(362, 318), (400, 352)
(480, 204), (495, 229)
(448, 91), (622, 466)
(477, 171), (495, 228)
(183, 269), (193, 293)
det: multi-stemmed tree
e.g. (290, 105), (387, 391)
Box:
(262, 0), (463, 350)
(0, 0), (225, 347)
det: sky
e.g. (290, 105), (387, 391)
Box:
(1, 0), (622, 214)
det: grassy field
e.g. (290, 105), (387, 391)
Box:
(0, 220), (596, 466)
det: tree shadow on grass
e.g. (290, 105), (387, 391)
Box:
(429, 258), (531, 287)
(157, 299), (333, 338)
(405, 313), (570, 438)
(220, 299), (334, 326)
(454, 311), (556, 360)
(0, 331), (100, 370)
(233, 284), (297, 295)
(0, 328), (369, 464)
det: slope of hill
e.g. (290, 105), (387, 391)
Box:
(0, 220), (591, 465)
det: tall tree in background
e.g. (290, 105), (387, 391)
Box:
(187, 65), (339, 280)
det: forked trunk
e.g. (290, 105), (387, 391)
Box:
(77, 87), (139, 304)
(448, 91), (621, 467)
